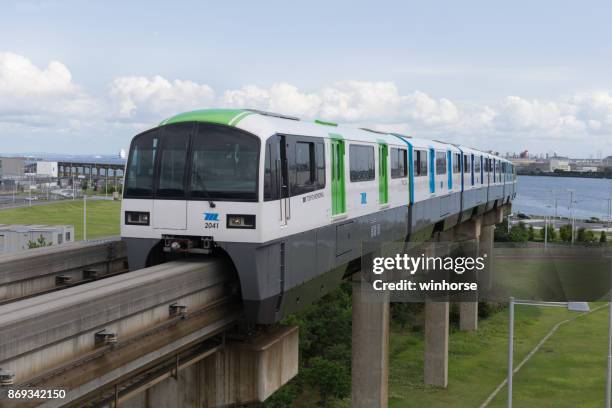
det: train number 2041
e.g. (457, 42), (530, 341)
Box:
(204, 222), (219, 229)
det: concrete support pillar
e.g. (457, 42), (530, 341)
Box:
(424, 238), (449, 388)
(479, 224), (495, 291)
(352, 272), (389, 408)
(459, 302), (478, 331)
(424, 300), (449, 387)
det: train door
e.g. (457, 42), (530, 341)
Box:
(331, 138), (346, 215)
(429, 148), (435, 194)
(378, 143), (389, 206)
(278, 135), (290, 226)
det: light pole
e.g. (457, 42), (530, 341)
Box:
(544, 215), (548, 250)
(507, 298), (590, 408)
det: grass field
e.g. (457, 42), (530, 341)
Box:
(0, 200), (121, 240)
(387, 303), (608, 408)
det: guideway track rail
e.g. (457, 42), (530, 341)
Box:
(0, 257), (242, 407)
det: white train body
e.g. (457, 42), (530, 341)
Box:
(121, 109), (516, 323)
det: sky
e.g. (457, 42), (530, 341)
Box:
(1, 0), (612, 157)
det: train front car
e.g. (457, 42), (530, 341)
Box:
(121, 109), (268, 316)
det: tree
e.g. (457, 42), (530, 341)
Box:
(577, 228), (596, 243)
(576, 227), (587, 242)
(601, 231), (608, 244)
(545, 224), (556, 241)
(27, 235), (52, 249)
(271, 282), (353, 407)
(81, 180), (88, 191)
(509, 222), (529, 242)
(303, 357), (350, 406)
(494, 218), (509, 242)
(528, 225), (535, 241)
(559, 224), (573, 242)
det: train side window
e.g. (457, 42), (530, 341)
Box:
(474, 156), (481, 174)
(263, 137), (278, 201)
(285, 136), (325, 197)
(453, 153), (460, 173)
(391, 148), (407, 178)
(414, 149), (427, 176)
(435, 151), (446, 175)
(464, 155), (470, 173)
(316, 142), (325, 185)
(349, 144), (375, 182)
(295, 141), (316, 187)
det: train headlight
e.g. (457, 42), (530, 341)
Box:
(226, 214), (256, 229)
(125, 211), (150, 226)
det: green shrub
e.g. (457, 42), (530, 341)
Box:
(559, 224), (573, 242)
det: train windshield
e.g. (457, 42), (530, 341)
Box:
(124, 123), (259, 201)
(124, 129), (160, 197)
(189, 125), (259, 201)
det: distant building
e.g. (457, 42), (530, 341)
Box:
(570, 163), (599, 172)
(549, 157), (570, 172)
(519, 150), (529, 158)
(26, 158), (124, 189)
(603, 156), (612, 167)
(0, 157), (25, 190)
(512, 156), (571, 173)
(0, 157), (25, 178)
(34, 161), (59, 178)
(0, 224), (74, 254)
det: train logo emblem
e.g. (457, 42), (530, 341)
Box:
(204, 213), (220, 221)
(360, 192), (367, 204)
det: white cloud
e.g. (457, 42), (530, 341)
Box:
(0, 52), (611, 155)
(109, 75), (215, 120)
(100, 75), (612, 147)
(0, 52), (98, 126)
(220, 81), (460, 129)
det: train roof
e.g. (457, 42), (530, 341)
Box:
(158, 109), (508, 162)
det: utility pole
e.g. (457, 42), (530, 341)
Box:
(105, 167), (108, 198)
(83, 194), (87, 241)
(72, 163), (75, 201)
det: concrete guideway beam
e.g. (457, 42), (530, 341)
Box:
(0, 258), (234, 384)
(0, 301), (243, 408)
(0, 238), (126, 302)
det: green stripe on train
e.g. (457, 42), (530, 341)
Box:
(160, 109), (254, 127)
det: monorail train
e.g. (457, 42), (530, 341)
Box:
(121, 109), (516, 324)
